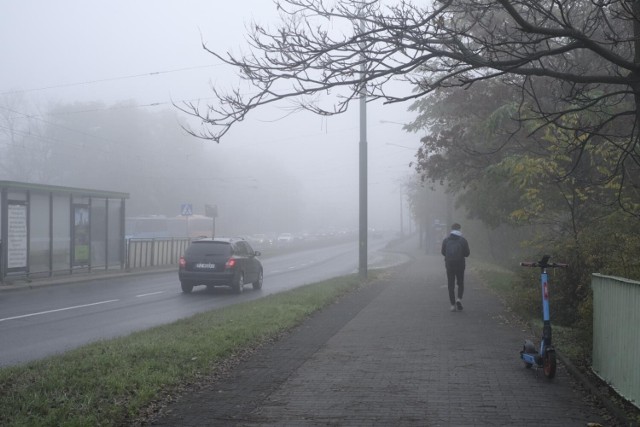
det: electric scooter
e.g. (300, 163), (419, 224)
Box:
(519, 255), (568, 379)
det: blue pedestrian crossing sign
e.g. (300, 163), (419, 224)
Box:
(181, 203), (193, 216)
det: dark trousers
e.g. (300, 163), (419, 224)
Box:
(445, 260), (465, 305)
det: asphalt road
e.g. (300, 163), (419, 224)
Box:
(0, 237), (398, 367)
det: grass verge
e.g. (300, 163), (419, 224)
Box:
(0, 273), (373, 426)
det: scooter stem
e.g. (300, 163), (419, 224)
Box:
(541, 270), (550, 322)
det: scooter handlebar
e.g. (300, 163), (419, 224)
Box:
(520, 261), (569, 268)
(520, 262), (538, 267)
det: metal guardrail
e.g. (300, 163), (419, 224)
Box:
(125, 238), (190, 270)
(591, 273), (640, 409)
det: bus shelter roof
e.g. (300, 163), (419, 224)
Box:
(0, 181), (129, 199)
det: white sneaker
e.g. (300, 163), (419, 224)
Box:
(456, 299), (463, 311)
(450, 305), (456, 312)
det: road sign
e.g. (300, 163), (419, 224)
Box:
(181, 203), (193, 216)
(205, 204), (218, 218)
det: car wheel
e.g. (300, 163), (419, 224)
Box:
(252, 269), (263, 290)
(181, 281), (193, 294)
(233, 272), (244, 294)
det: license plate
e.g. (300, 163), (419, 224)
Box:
(195, 263), (216, 269)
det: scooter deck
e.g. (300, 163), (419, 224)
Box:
(520, 351), (542, 366)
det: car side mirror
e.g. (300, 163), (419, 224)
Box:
(254, 250), (261, 257)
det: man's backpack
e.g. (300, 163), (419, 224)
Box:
(445, 237), (464, 260)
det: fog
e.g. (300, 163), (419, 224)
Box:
(0, 1), (422, 237)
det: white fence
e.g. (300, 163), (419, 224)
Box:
(591, 273), (640, 409)
(126, 238), (190, 270)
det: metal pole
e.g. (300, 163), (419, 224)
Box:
(358, 14), (368, 279)
(400, 191), (404, 236)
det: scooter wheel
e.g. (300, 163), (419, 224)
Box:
(543, 350), (557, 379)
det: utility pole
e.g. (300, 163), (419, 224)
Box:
(358, 12), (368, 279)
(400, 191), (404, 236)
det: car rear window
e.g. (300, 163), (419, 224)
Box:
(186, 241), (232, 257)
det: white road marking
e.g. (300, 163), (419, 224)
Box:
(135, 291), (164, 298)
(0, 300), (119, 322)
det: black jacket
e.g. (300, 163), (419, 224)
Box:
(441, 233), (470, 264)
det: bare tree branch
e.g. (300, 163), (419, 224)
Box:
(179, 0), (640, 212)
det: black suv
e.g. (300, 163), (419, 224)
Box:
(178, 238), (263, 294)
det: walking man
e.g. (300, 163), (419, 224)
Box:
(441, 223), (470, 311)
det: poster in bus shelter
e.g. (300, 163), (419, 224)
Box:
(72, 205), (90, 266)
(7, 203), (28, 269)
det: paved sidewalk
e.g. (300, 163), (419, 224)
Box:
(151, 238), (614, 426)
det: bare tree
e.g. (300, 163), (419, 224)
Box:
(179, 0), (640, 211)
(0, 95), (57, 183)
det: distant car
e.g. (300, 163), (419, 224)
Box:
(277, 232), (294, 243)
(250, 233), (270, 247)
(178, 237), (263, 294)
(251, 233), (266, 243)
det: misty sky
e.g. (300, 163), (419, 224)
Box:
(1, 1), (422, 232)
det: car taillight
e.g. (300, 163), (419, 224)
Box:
(225, 258), (236, 269)
(179, 256), (186, 268)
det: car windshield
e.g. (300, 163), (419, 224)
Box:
(186, 241), (231, 256)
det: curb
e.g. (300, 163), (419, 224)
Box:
(558, 351), (638, 427)
(0, 267), (176, 292)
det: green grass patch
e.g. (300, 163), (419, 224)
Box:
(0, 273), (373, 426)
(475, 265), (514, 295)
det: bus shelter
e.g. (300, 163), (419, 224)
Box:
(0, 181), (129, 283)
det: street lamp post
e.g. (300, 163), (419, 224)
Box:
(400, 191), (404, 236)
(358, 12), (368, 279)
